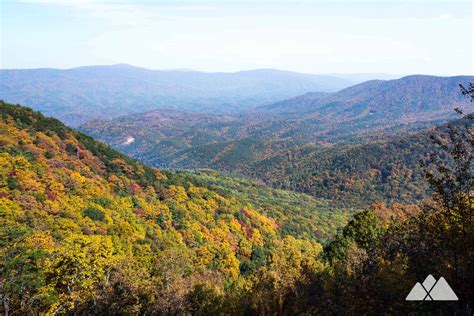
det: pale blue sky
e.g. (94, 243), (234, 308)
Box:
(1, 0), (472, 75)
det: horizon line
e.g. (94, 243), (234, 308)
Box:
(2, 63), (470, 77)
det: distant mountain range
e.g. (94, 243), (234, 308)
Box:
(81, 74), (473, 206)
(258, 75), (472, 116)
(326, 73), (405, 82)
(253, 75), (473, 140)
(0, 64), (357, 126)
(82, 74), (473, 152)
(2, 64), (472, 206)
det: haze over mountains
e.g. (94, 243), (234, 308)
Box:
(1, 65), (472, 208)
(256, 75), (473, 136)
(0, 64), (359, 126)
(77, 73), (473, 207)
(82, 75), (473, 158)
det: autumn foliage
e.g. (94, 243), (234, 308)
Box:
(0, 101), (472, 314)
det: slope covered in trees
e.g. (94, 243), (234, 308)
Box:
(0, 101), (348, 314)
(81, 75), (474, 208)
(82, 75), (473, 150)
(1, 101), (472, 314)
(166, 169), (351, 240)
(243, 128), (436, 207)
(259, 75), (471, 116)
(318, 109), (473, 314)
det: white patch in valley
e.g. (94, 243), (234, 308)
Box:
(123, 136), (135, 145)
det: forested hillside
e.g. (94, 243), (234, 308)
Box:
(165, 169), (351, 240)
(81, 76), (474, 207)
(243, 127), (438, 207)
(0, 101), (345, 314)
(1, 101), (472, 314)
(259, 75), (472, 116)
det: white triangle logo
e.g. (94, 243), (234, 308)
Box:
(406, 275), (458, 301)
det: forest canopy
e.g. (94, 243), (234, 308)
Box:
(0, 100), (472, 314)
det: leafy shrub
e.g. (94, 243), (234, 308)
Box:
(93, 197), (112, 208)
(82, 207), (105, 222)
(7, 177), (20, 190)
(44, 151), (54, 159)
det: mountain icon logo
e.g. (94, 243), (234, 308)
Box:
(406, 275), (458, 301)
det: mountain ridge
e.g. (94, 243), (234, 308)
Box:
(80, 75), (474, 207)
(0, 64), (354, 126)
(258, 75), (473, 115)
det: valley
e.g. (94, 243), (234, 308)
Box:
(80, 74), (474, 207)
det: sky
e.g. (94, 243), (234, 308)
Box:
(0, 0), (473, 75)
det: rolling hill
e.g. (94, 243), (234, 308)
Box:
(83, 75), (473, 150)
(257, 75), (473, 128)
(139, 117), (473, 208)
(81, 75), (473, 207)
(0, 100), (356, 314)
(0, 64), (353, 126)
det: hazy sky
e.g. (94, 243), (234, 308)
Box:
(1, 0), (472, 75)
